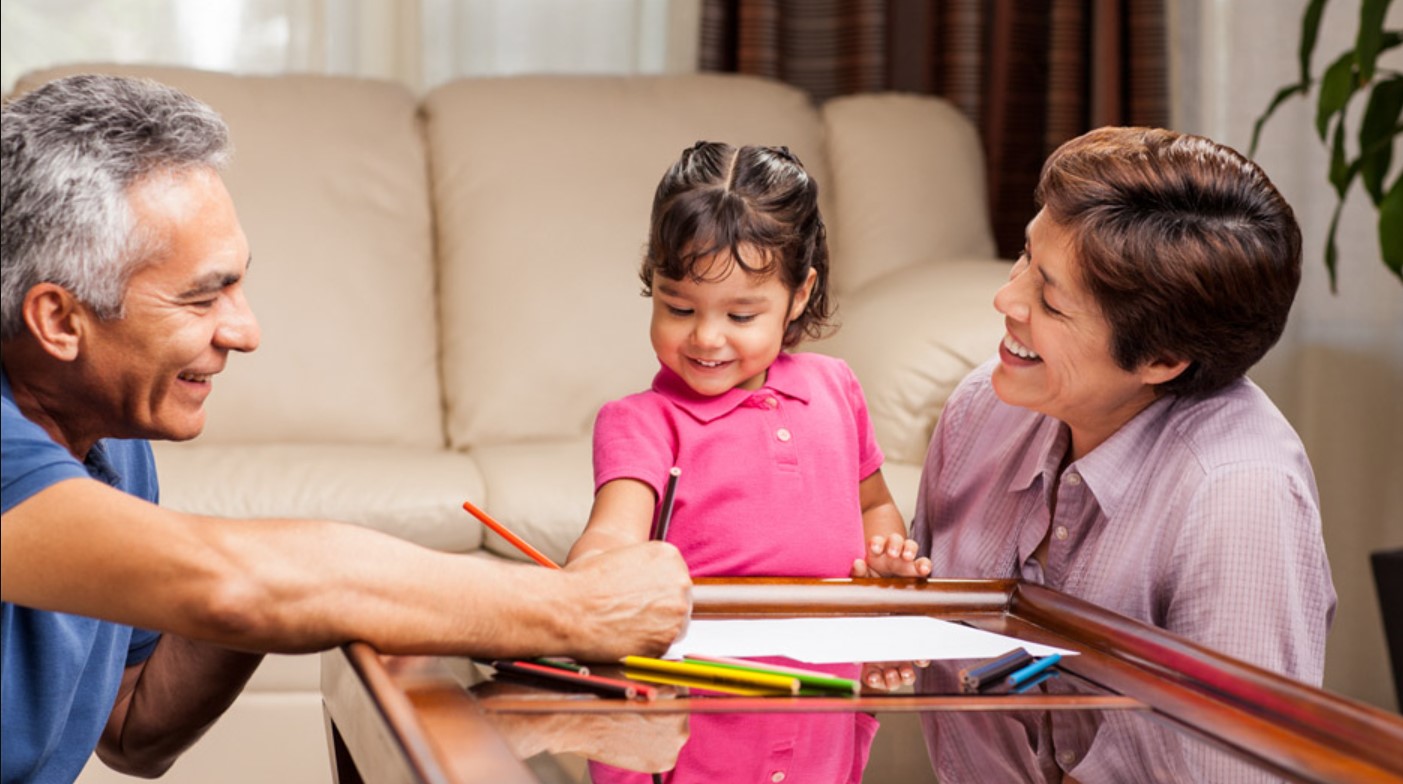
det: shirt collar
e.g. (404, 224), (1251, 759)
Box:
(1004, 409), (1063, 492)
(653, 352), (811, 423)
(1070, 393), (1176, 521)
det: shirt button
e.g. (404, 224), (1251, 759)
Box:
(1054, 526), (1069, 541)
(1064, 472), (1082, 486)
(766, 396), (778, 408)
(1057, 750), (1077, 766)
(775, 428), (792, 442)
(770, 773), (786, 783)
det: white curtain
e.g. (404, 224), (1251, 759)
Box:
(0, 0), (701, 95)
(1171, 0), (1403, 710)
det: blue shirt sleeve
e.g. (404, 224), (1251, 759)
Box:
(1, 388), (91, 514)
(127, 628), (161, 666)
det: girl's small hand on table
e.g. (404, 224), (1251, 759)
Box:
(860, 660), (926, 691)
(850, 533), (933, 578)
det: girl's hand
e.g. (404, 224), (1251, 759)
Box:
(859, 660), (926, 692)
(851, 533), (933, 578)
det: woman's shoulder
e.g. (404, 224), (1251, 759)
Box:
(1164, 378), (1306, 468)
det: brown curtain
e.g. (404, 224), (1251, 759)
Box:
(699, 0), (1169, 259)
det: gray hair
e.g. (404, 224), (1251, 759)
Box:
(1, 73), (231, 340)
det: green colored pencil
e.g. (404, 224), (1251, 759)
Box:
(682, 655), (860, 695)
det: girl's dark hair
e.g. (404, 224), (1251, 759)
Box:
(641, 141), (833, 348)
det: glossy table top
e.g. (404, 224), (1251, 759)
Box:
(321, 578), (1403, 783)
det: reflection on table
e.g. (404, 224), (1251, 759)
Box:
(320, 579), (1403, 784)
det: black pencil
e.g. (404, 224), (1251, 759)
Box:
(958, 648), (1034, 693)
(653, 467), (681, 541)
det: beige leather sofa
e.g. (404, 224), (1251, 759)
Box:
(14, 64), (1008, 783)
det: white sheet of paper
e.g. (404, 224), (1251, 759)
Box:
(664, 616), (1075, 663)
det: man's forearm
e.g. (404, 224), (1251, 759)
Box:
(99, 636), (264, 777)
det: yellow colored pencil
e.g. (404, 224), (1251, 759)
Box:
(620, 655), (800, 694)
(622, 669), (786, 697)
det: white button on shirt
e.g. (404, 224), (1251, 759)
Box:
(776, 428), (792, 442)
(770, 772), (786, 783)
(1064, 472), (1082, 485)
(1054, 525), (1069, 541)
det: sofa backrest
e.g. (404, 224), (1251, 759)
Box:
(821, 92), (997, 294)
(9, 66), (999, 460)
(10, 64), (447, 449)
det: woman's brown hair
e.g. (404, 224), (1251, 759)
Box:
(1036, 127), (1302, 397)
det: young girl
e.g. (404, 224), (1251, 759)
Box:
(568, 141), (930, 783)
(569, 140), (930, 580)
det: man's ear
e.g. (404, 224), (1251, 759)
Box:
(1140, 355), (1192, 386)
(22, 283), (86, 361)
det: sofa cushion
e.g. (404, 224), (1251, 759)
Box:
(424, 74), (829, 450)
(812, 259), (1009, 465)
(151, 443), (485, 552)
(822, 93), (998, 295)
(12, 65), (445, 448)
(467, 438), (596, 565)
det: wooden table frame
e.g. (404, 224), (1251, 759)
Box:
(321, 578), (1403, 783)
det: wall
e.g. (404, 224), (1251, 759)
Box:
(1171, 0), (1403, 711)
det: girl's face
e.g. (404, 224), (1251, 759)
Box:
(650, 248), (814, 396)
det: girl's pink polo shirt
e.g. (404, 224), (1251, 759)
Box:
(590, 351), (884, 784)
(593, 351), (883, 577)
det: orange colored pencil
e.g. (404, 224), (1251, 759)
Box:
(462, 500), (560, 569)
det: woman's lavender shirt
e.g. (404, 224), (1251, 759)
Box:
(913, 359), (1335, 782)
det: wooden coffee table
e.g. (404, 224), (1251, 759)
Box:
(321, 578), (1403, 783)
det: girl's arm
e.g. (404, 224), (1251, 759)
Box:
(566, 478), (659, 564)
(852, 469), (932, 578)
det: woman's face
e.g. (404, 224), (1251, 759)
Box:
(991, 209), (1175, 459)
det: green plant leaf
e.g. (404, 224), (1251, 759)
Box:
(1324, 200), (1344, 293)
(1250, 82), (1310, 156)
(1316, 51), (1358, 141)
(1355, 0), (1390, 82)
(1359, 76), (1403, 202)
(1329, 117), (1358, 197)
(1381, 173), (1403, 281)
(1299, 0), (1330, 83)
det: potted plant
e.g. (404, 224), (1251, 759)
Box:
(1250, 0), (1402, 290)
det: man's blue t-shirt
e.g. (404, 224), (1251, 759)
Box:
(1, 369), (161, 784)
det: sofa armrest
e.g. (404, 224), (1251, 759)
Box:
(814, 258), (1010, 466)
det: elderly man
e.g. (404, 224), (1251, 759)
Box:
(0, 73), (691, 783)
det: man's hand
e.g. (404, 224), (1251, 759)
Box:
(477, 680), (689, 773)
(851, 533), (933, 578)
(563, 541), (692, 661)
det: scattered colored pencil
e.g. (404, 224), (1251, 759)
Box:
(621, 655), (800, 694)
(462, 500), (560, 569)
(491, 659), (655, 700)
(682, 654), (859, 695)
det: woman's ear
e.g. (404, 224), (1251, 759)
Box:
(788, 267), (819, 322)
(1140, 355), (1192, 386)
(22, 283), (85, 361)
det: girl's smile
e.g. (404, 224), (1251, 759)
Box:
(650, 248), (814, 397)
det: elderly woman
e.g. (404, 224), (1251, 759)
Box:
(913, 127), (1336, 782)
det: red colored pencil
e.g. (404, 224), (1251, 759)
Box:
(491, 659), (657, 700)
(462, 500), (560, 569)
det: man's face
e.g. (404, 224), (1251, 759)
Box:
(80, 167), (259, 442)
